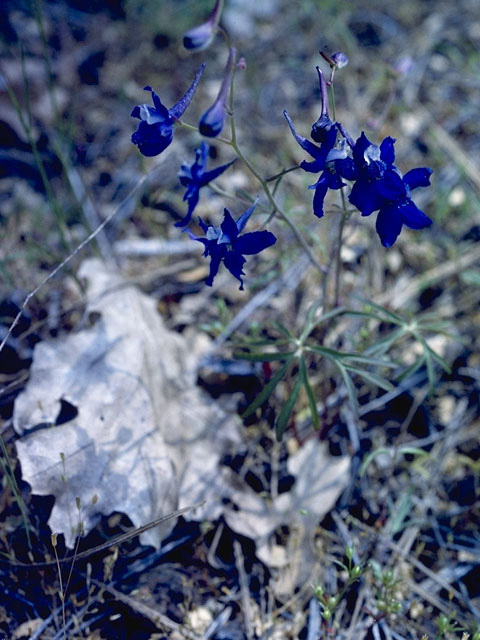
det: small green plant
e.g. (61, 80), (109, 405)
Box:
(369, 561), (404, 618)
(313, 545), (364, 625)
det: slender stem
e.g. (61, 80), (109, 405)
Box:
(228, 78), (328, 274)
(176, 119), (232, 145)
(329, 83), (336, 122)
(266, 165), (301, 182)
(333, 189), (348, 307)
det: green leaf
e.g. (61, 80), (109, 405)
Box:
(343, 365), (395, 392)
(300, 305), (346, 341)
(298, 357), (319, 430)
(358, 300), (405, 325)
(233, 350), (296, 362)
(397, 446), (430, 459)
(359, 447), (392, 475)
(276, 376), (302, 441)
(342, 355), (397, 368)
(425, 344), (451, 373)
(335, 362), (359, 421)
(241, 359), (291, 419)
(396, 354), (426, 382)
(364, 327), (404, 357)
(274, 321), (295, 340)
(306, 345), (394, 369)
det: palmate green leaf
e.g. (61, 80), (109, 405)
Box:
(276, 375), (302, 441)
(298, 357), (319, 430)
(233, 350), (296, 362)
(300, 305), (346, 342)
(273, 321), (295, 340)
(343, 365), (395, 392)
(241, 359), (292, 419)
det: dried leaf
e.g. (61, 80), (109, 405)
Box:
(13, 259), (239, 548)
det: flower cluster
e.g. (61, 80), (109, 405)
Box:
(130, 0), (433, 289)
(130, 44), (276, 288)
(284, 67), (432, 247)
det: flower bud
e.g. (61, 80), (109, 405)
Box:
(183, 22), (216, 51)
(331, 51), (349, 68)
(199, 46), (236, 137)
(310, 66), (335, 143)
(183, 0), (224, 51)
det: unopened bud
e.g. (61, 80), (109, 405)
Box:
(331, 51), (349, 68)
(199, 47), (236, 137)
(183, 0), (224, 51)
(183, 22), (216, 51)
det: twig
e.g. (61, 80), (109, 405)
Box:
(375, 242), (480, 310)
(3, 502), (204, 567)
(91, 579), (202, 640)
(233, 540), (254, 640)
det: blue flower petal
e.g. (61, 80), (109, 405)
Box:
(399, 201), (432, 229)
(376, 169), (407, 200)
(206, 251), (224, 286)
(201, 158), (236, 185)
(352, 132), (372, 166)
(235, 201), (258, 234)
(375, 204), (403, 247)
(379, 136), (396, 166)
(309, 173), (329, 218)
(403, 167), (433, 191)
(223, 251), (247, 289)
(349, 178), (384, 216)
(143, 86), (170, 118)
(284, 110), (325, 160)
(235, 230), (277, 255)
(131, 121), (173, 157)
(219, 209), (238, 243)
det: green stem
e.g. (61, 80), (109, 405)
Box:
(266, 165), (301, 182)
(228, 78), (327, 275)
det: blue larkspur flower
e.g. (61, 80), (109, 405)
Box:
(348, 133), (433, 246)
(176, 141), (236, 227)
(187, 202), (276, 289)
(284, 110), (354, 218)
(131, 64), (205, 157)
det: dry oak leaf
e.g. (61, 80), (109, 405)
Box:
(13, 258), (239, 548)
